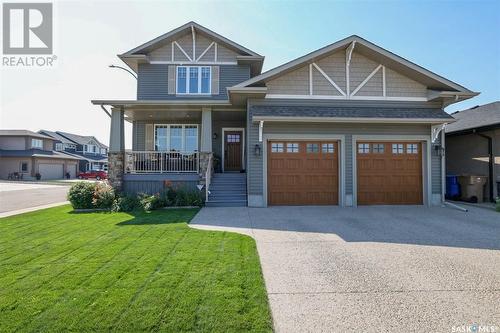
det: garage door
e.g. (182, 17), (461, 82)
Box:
(357, 142), (422, 205)
(67, 164), (77, 178)
(268, 141), (338, 205)
(38, 163), (64, 180)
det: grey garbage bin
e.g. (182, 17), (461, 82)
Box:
(457, 175), (488, 203)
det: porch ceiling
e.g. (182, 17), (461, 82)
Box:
(124, 109), (246, 122)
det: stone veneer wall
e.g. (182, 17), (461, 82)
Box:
(198, 152), (213, 186)
(108, 152), (124, 192)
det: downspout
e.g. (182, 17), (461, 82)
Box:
(474, 130), (494, 202)
(441, 129), (446, 205)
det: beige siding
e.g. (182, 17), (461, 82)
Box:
(312, 66), (340, 96)
(149, 43), (172, 61)
(315, 51), (346, 92)
(386, 67), (427, 98)
(267, 65), (309, 95)
(174, 33), (194, 61)
(0, 137), (26, 150)
(216, 44), (239, 62)
(265, 49), (429, 99)
(349, 51), (379, 92)
(0, 157), (31, 179)
(196, 34), (214, 61)
(356, 68), (383, 96)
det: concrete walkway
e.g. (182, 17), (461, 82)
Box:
(191, 205), (500, 332)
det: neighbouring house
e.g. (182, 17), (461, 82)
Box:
(0, 130), (80, 180)
(39, 130), (108, 173)
(446, 102), (500, 201)
(92, 21), (478, 207)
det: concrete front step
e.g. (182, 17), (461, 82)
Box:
(205, 200), (247, 207)
(209, 194), (247, 201)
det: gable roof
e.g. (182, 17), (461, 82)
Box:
(55, 131), (108, 149)
(121, 21), (261, 57)
(234, 35), (476, 96)
(446, 101), (500, 134)
(39, 130), (74, 144)
(0, 129), (54, 140)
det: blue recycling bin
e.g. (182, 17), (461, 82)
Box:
(446, 175), (460, 199)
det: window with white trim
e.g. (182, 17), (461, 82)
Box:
(154, 124), (199, 152)
(177, 66), (211, 94)
(31, 138), (43, 149)
(55, 143), (63, 151)
(287, 143), (299, 153)
(358, 143), (370, 154)
(322, 143), (335, 153)
(373, 143), (385, 154)
(407, 143), (418, 154)
(271, 143), (284, 153)
(392, 143), (404, 154)
(306, 143), (319, 153)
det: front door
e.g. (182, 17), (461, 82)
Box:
(224, 131), (243, 171)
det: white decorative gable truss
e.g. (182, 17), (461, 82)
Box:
(233, 35), (478, 105)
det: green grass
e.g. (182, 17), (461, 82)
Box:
(0, 206), (273, 332)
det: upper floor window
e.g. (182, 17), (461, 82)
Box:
(177, 66), (211, 95)
(100, 148), (107, 155)
(55, 143), (63, 151)
(31, 138), (43, 149)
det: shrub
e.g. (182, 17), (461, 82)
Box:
(173, 188), (204, 207)
(92, 182), (115, 208)
(68, 182), (96, 209)
(111, 195), (139, 212)
(496, 197), (500, 212)
(138, 193), (167, 212)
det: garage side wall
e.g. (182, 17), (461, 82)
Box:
(247, 102), (440, 207)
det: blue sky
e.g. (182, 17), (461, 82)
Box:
(1, 0), (499, 146)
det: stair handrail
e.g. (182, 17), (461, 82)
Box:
(205, 153), (213, 203)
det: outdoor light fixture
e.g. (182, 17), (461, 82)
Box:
(213, 133), (217, 140)
(434, 144), (445, 156)
(254, 144), (261, 156)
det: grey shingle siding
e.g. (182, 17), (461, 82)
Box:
(250, 105), (453, 120)
(137, 64), (250, 100)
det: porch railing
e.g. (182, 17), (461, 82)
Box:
(125, 151), (199, 173)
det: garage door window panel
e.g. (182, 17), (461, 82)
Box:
(271, 143), (284, 153)
(287, 143), (299, 153)
(322, 143), (335, 153)
(392, 143), (404, 154)
(407, 143), (418, 154)
(358, 143), (370, 154)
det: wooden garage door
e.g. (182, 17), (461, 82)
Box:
(357, 142), (423, 205)
(268, 141), (338, 205)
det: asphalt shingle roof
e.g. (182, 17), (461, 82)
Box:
(38, 130), (74, 144)
(250, 105), (454, 120)
(56, 131), (108, 149)
(446, 101), (500, 133)
(0, 130), (54, 140)
(0, 149), (79, 160)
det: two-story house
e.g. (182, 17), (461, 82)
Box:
(92, 22), (478, 207)
(0, 130), (79, 180)
(39, 130), (108, 173)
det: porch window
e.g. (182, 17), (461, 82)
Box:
(177, 66), (211, 95)
(154, 124), (199, 152)
(170, 126), (183, 151)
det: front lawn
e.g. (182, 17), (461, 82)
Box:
(0, 206), (272, 332)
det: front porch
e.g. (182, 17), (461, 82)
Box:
(103, 101), (247, 197)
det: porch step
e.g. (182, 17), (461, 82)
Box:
(206, 173), (247, 207)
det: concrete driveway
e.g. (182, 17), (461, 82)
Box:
(191, 205), (500, 332)
(0, 182), (70, 216)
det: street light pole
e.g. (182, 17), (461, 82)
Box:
(108, 64), (138, 80)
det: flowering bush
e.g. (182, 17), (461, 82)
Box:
(92, 182), (115, 208)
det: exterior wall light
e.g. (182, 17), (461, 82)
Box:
(254, 144), (261, 156)
(213, 133), (217, 140)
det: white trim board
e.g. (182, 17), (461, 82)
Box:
(262, 134), (346, 208)
(221, 127), (245, 173)
(351, 134), (432, 207)
(265, 94), (428, 102)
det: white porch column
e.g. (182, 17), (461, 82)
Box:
(109, 107), (125, 152)
(201, 107), (212, 152)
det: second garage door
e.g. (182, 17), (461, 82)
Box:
(357, 141), (423, 205)
(268, 141), (339, 205)
(38, 163), (64, 180)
